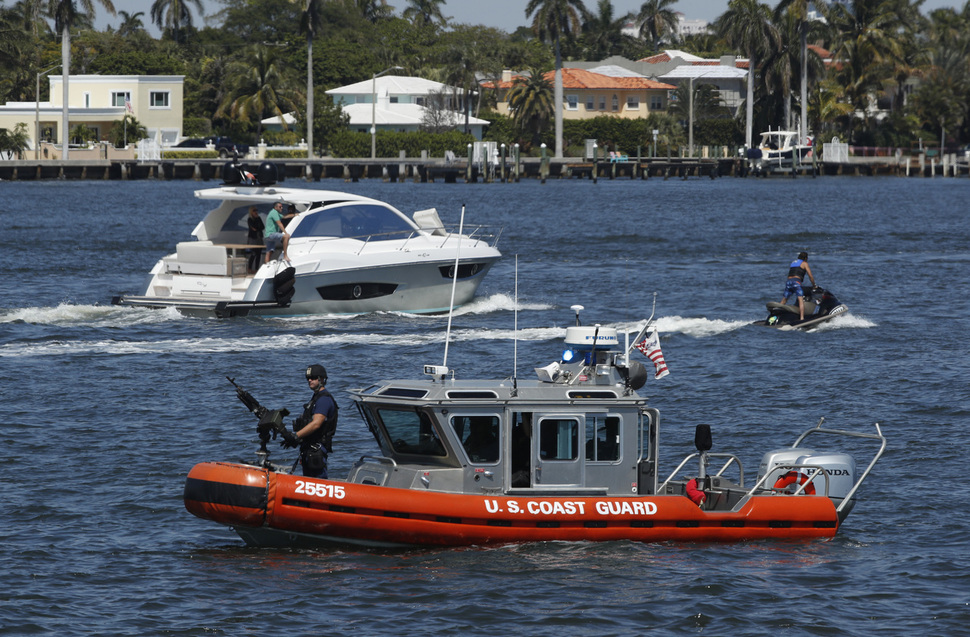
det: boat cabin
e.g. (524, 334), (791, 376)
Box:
(349, 326), (662, 497)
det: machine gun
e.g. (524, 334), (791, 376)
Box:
(227, 376), (298, 465)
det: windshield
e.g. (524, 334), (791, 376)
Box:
(290, 203), (415, 241)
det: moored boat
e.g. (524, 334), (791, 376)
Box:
(112, 162), (502, 317)
(184, 307), (885, 548)
(747, 130), (814, 175)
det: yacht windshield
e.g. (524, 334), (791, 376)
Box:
(290, 203), (415, 241)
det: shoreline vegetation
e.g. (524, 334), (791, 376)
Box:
(1, 0), (969, 161)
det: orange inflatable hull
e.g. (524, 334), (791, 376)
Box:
(184, 462), (841, 547)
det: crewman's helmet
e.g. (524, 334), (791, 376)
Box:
(306, 364), (327, 383)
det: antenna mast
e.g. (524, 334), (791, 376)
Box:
(441, 204), (466, 370)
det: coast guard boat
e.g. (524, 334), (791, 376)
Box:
(112, 162), (501, 317)
(184, 306), (886, 548)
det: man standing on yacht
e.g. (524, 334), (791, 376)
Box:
(781, 251), (817, 321)
(264, 201), (290, 263)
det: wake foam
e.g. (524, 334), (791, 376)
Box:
(0, 303), (183, 327)
(811, 312), (875, 331)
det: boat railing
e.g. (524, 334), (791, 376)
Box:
(287, 225), (501, 255)
(358, 455), (398, 468)
(432, 225), (503, 250)
(789, 419), (886, 514)
(744, 464), (830, 498)
(658, 452), (745, 492)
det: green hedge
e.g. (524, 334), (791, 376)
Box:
(162, 150), (219, 159)
(329, 130), (477, 158)
(267, 149), (307, 159)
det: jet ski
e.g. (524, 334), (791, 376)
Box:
(760, 286), (848, 330)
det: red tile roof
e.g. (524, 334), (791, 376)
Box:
(486, 68), (675, 91)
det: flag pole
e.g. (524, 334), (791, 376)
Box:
(627, 292), (658, 356)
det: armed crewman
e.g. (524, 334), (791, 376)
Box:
(282, 364), (338, 478)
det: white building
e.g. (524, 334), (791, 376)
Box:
(326, 76), (489, 139)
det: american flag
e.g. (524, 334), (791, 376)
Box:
(125, 98), (133, 113)
(634, 327), (670, 380)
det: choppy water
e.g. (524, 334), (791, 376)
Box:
(1, 176), (968, 635)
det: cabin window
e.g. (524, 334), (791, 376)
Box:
(539, 418), (579, 461)
(376, 408), (446, 457)
(217, 205), (259, 240)
(585, 415), (620, 462)
(451, 415), (500, 463)
(290, 203), (415, 241)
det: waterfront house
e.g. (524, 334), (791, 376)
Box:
(326, 76), (489, 139)
(0, 74), (184, 156)
(489, 67), (676, 121)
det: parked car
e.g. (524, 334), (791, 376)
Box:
(173, 136), (250, 158)
(206, 136), (250, 158)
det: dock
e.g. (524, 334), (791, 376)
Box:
(0, 155), (966, 182)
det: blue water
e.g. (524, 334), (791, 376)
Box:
(1, 176), (968, 635)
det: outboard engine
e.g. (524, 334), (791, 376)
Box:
(759, 447), (858, 511)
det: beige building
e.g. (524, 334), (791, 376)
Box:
(0, 74), (184, 153)
(490, 67), (676, 121)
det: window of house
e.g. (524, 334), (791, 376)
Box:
(586, 95), (595, 110)
(612, 94), (619, 111)
(599, 96), (606, 110)
(111, 91), (130, 108)
(84, 93), (90, 108)
(650, 95), (664, 110)
(390, 96), (399, 103)
(566, 94), (578, 110)
(150, 91), (170, 108)
(626, 95), (640, 110)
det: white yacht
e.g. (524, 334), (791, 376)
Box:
(113, 168), (502, 317)
(747, 130), (813, 174)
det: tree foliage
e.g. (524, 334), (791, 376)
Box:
(0, 0), (967, 156)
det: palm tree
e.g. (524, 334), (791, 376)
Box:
(715, 0), (779, 149)
(149, 0), (203, 44)
(636, 0), (679, 53)
(807, 78), (854, 142)
(48, 0), (116, 160)
(443, 42), (481, 134)
(116, 9), (144, 37)
(506, 69), (554, 148)
(297, 0), (326, 159)
(774, 0), (810, 142)
(354, 0), (392, 23)
(402, 0), (448, 28)
(823, 0), (906, 142)
(525, 0), (587, 158)
(218, 46), (300, 139)
(581, 0), (630, 60)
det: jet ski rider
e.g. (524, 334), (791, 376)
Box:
(282, 364), (338, 478)
(781, 251), (817, 321)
